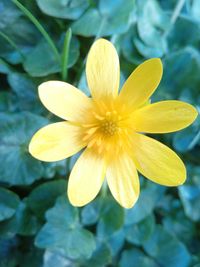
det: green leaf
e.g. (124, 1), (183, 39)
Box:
(0, 237), (19, 267)
(12, 0), (60, 61)
(173, 121), (200, 153)
(108, 229), (125, 257)
(35, 196), (96, 260)
(23, 40), (60, 77)
(134, 37), (167, 58)
(134, 0), (169, 57)
(0, 58), (12, 74)
(82, 242), (112, 267)
(23, 37), (79, 77)
(0, 16), (40, 64)
(0, 112), (48, 185)
(0, 187), (20, 221)
(163, 208), (195, 245)
(161, 47), (200, 100)
(36, 0), (89, 20)
(179, 184), (200, 222)
(119, 248), (158, 267)
(43, 250), (74, 267)
(125, 215), (155, 246)
(121, 27), (144, 65)
(0, 0), (21, 29)
(81, 198), (101, 226)
(13, 201), (41, 236)
(42, 160), (67, 179)
(143, 225), (191, 267)
(72, 0), (134, 36)
(82, 189), (124, 257)
(71, 8), (103, 37)
(0, 200), (40, 237)
(137, 0), (169, 46)
(189, 0), (200, 22)
(97, 196), (124, 238)
(125, 183), (166, 225)
(168, 16), (200, 51)
(27, 179), (67, 219)
(0, 92), (17, 112)
(7, 72), (42, 113)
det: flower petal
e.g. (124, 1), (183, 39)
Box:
(39, 81), (92, 122)
(106, 154), (140, 208)
(119, 58), (163, 110)
(29, 122), (85, 162)
(131, 133), (186, 186)
(68, 149), (106, 207)
(86, 38), (120, 100)
(132, 100), (198, 133)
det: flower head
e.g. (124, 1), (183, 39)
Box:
(29, 39), (198, 208)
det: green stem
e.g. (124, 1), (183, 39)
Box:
(170, 0), (186, 24)
(12, 0), (60, 62)
(101, 181), (108, 198)
(95, 18), (106, 40)
(188, 128), (200, 150)
(163, 0), (185, 38)
(61, 28), (72, 81)
(0, 31), (24, 59)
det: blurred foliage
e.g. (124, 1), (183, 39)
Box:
(0, 0), (200, 266)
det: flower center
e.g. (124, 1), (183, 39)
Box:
(101, 120), (118, 136)
(82, 104), (129, 154)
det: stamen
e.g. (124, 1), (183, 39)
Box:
(93, 112), (104, 120)
(101, 120), (118, 136)
(82, 106), (130, 155)
(96, 137), (102, 146)
(88, 138), (96, 148)
(106, 111), (111, 117)
(86, 127), (98, 135)
(82, 134), (91, 142)
(98, 145), (103, 154)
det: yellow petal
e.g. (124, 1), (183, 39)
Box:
(39, 81), (92, 122)
(68, 149), (106, 207)
(86, 38), (120, 100)
(119, 58), (163, 110)
(131, 133), (186, 186)
(132, 100), (198, 133)
(29, 122), (85, 162)
(106, 154), (140, 208)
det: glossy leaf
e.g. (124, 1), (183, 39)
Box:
(36, 0), (89, 20)
(143, 226), (191, 267)
(35, 196), (96, 260)
(0, 112), (48, 185)
(0, 188), (20, 222)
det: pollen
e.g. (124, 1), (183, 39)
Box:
(101, 120), (118, 136)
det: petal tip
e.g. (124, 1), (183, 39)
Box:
(168, 163), (187, 187)
(191, 106), (199, 121)
(28, 139), (34, 157)
(38, 80), (64, 95)
(153, 57), (163, 71)
(148, 58), (163, 74)
(121, 196), (140, 209)
(67, 189), (88, 207)
(94, 38), (111, 45)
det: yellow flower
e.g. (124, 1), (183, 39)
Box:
(29, 38), (198, 209)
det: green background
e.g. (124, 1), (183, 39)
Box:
(0, 0), (200, 266)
